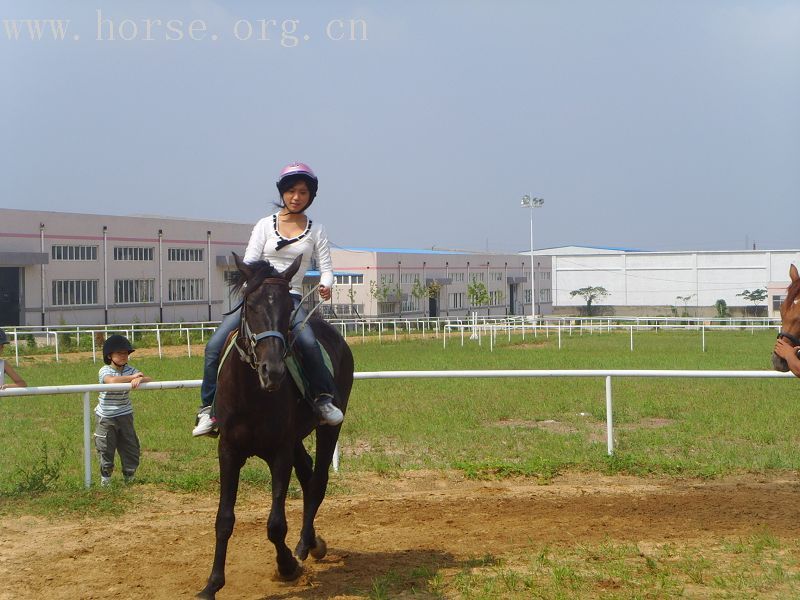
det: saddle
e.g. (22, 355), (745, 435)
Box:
(214, 330), (334, 415)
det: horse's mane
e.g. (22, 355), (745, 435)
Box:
(230, 260), (282, 297)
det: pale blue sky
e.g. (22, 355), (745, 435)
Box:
(2, 1), (798, 253)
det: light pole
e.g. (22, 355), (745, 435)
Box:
(521, 194), (544, 320)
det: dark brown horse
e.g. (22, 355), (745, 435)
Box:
(772, 264), (800, 373)
(198, 253), (353, 599)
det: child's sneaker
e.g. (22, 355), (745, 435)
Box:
(100, 476), (112, 487)
(123, 473), (135, 484)
(192, 406), (218, 437)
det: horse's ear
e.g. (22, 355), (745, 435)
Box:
(791, 264), (799, 283)
(233, 252), (253, 279)
(281, 253), (303, 282)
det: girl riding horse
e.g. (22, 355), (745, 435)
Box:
(194, 162), (344, 436)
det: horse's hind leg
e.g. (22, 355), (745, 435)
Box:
(295, 425), (340, 560)
(198, 448), (245, 599)
(268, 453), (302, 580)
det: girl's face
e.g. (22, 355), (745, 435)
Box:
(282, 181), (310, 213)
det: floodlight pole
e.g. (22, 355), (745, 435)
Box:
(521, 195), (544, 321)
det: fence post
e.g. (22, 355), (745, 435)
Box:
(605, 376), (614, 456)
(13, 330), (19, 367)
(630, 325), (634, 352)
(332, 442), (339, 473)
(83, 391), (92, 489)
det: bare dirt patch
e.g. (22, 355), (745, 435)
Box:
(3, 471), (800, 599)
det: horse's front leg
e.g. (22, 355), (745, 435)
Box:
(198, 446), (245, 600)
(268, 452), (302, 580)
(295, 425), (339, 561)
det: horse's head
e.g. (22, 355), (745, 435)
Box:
(232, 252), (303, 391)
(773, 264), (800, 372)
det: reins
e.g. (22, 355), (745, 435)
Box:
(235, 277), (327, 369)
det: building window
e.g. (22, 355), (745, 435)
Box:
(114, 279), (154, 304)
(401, 295), (420, 312)
(400, 273), (418, 284)
(223, 270), (239, 286)
(491, 271), (503, 281)
(167, 248), (204, 262)
(539, 288), (551, 303)
(773, 295), (786, 311)
(168, 278), (204, 301)
(451, 272), (465, 283)
(470, 273), (485, 283)
(335, 274), (364, 285)
(525, 288), (532, 303)
(113, 246), (154, 261)
(51, 245), (97, 261)
(449, 292), (464, 309)
(52, 279), (98, 306)
(489, 290), (503, 305)
(380, 273), (394, 284)
(330, 303), (364, 316)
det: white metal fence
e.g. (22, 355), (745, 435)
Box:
(0, 368), (794, 489)
(1, 315), (782, 365)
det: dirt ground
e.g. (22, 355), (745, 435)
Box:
(3, 471), (800, 599)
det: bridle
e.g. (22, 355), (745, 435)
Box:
(236, 277), (291, 369)
(777, 331), (800, 348)
(777, 294), (800, 349)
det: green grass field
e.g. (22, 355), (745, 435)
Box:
(1, 328), (792, 501)
(5, 328), (800, 599)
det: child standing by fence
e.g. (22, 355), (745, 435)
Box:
(95, 334), (151, 487)
(0, 328), (27, 390)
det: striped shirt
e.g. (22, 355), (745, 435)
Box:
(95, 363), (139, 418)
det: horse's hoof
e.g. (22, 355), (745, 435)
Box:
(196, 590), (215, 600)
(273, 562), (303, 582)
(309, 536), (327, 560)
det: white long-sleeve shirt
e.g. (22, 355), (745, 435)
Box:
(243, 212), (334, 295)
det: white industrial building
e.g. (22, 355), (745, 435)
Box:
(541, 246), (798, 318)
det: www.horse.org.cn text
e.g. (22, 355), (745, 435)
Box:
(1, 11), (369, 46)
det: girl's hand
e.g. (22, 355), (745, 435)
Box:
(131, 374), (144, 389)
(319, 285), (332, 301)
(774, 338), (799, 361)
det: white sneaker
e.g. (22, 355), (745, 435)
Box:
(192, 406), (218, 437)
(101, 476), (112, 487)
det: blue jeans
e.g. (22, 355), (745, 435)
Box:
(200, 295), (335, 408)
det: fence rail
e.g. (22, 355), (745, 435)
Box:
(1, 368), (794, 489)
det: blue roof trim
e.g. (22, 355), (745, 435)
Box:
(339, 246), (472, 255)
(304, 270), (361, 276)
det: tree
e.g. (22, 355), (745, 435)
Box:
(411, 278), (427, 314)
(346, 285), (361, 319)
(569, 286), (609, 316)
(737, 288), (767, 317)
(368, 280), (391, 316)
(714, 299), (730, 318)
(467, 278), (490, 314)
(675, 294), (695, 318)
